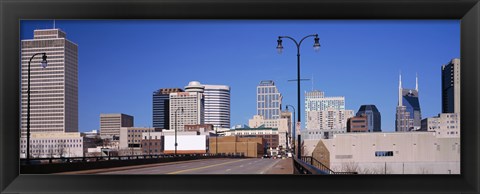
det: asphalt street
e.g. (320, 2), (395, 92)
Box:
(97, 158), (282, 174)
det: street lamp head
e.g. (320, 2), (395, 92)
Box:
(313, 37), (320, 52)
(276, 39), (283, 54)
(41, 53), (48, 68)
(181, 107), (184, 113)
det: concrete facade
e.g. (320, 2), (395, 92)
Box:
(421, 113), (460, 138)
(20, 132), (83, 158)
(119, 127), (157, 149)
(313, 132), (460, 174)
(169, 91), (204, 132)
(306, 108), (354, 131)
(100, 113), (134, 139)
(21, 29), (78, 135)
(305, 90), (350, 130)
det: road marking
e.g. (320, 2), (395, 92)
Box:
(260, 159), (281, 174)
(239, 165), (244, 167)
(167, 159), (245, 174)
(226, 169), (231, 171)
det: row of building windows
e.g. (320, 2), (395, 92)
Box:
(21, 144), (81, 148)
(21, 139), (81, 143)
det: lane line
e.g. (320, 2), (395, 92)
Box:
(260, 159), (281, 174)
(167, 159), (245, 174)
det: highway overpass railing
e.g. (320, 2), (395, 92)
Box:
(20, 153), (244, 174)
(293, 156), (357, 175)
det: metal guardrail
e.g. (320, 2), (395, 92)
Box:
(293, 156), (357, 175)
(20, 153), (244, 165)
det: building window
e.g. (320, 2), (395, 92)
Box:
(375, 151), (393, 157)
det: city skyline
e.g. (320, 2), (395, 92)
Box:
(20, 20), (460, 132)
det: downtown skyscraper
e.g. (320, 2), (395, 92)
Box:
(203, 84), (230, 128)
(152, 88), (184, 129)
(256, 80), (283, 119)
(395, 74), (422, 131)
(21, 29), (78, 135)
(441, 58), (461, 114)
(169, 81), (205, 132)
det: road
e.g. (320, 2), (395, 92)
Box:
(95, 158), (283, 174)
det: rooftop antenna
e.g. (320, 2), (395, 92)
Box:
(415, 72), (418, 92)
(53, 20), (55, 29)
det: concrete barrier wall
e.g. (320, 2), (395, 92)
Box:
(330, 161), (460, 174)
(21, 156), (206, 174)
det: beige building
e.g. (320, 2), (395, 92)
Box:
(100, 113), (134, 139)
(311, 132), (460, 174)
(119, 127), (156, 149)
(225, 126), (280, 156)
(21, 29), (79, 136)
(306, 108), (353, 131)
(209, 136), (264, 158)
(421, 113), (460, 138)
(20, 132), (83, 158)
(169, 92), (204, 132)
(248, 114), (291, 149)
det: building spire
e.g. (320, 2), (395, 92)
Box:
(415, 72), (418, 92)
(398, 71), (403, 106)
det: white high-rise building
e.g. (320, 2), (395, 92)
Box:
(257, 80), (283, 119)
(183, 81), (231, 129)
(203, 84), (230, 128)
(169, 91), (204, 132)
(21, 29), (78, 135)
(304, 90), (351, 130)
(306, 108), (354, 131)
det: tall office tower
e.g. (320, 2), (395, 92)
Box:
(152, 88), (184, 129)
(441, 58), (461, 114)
(356, 105), (382, 132)
(395, 74), (422, 131)
(21, 29), (78, 136)
(305, 90), (347, 130)
(169, 91), (204, 132)
(256, 80), (283, 119)
(100, 113), (134, 139)
(203, 84), (231, 128)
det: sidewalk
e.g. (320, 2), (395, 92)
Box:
(264, 158), (293, 174)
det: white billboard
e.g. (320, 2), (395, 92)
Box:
(164, 135), (207, 152)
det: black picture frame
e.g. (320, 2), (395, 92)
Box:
(1, 0), (479, 193)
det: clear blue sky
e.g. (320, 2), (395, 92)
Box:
(20, 20), (460, 132)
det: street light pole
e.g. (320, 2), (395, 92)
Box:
(26, 53), (48, 161)
(174, 107), (183, 156)
(276, 34), (320, 129)
(286, 105), (296, 153)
